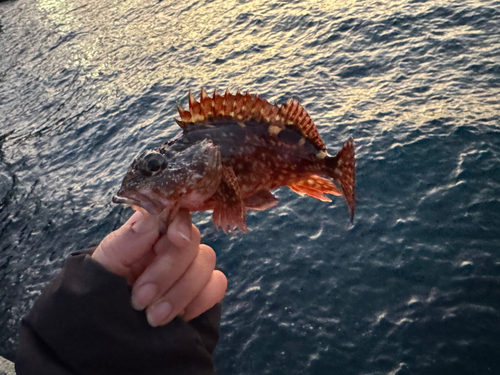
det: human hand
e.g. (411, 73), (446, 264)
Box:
(92, 209), (227, 327)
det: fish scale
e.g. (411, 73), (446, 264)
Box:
(113, 89), (355, 232)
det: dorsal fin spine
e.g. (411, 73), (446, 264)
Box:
(200, 87), (213, 117)
(177, 104), (191, 128)
(188, 90), (196, 108)
(201, 87), (209, 100)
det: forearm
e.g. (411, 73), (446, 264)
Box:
(15, 252), (220, 375)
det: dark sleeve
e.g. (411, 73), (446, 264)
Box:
(15, 252), (221, 375)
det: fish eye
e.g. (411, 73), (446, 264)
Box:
(140, 152), (166, 175)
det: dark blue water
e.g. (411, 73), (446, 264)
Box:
(1, 0), (500, 373)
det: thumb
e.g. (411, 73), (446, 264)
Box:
(92, 210), (161, 278)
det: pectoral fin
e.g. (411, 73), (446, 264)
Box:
(212, 166), (247, 233)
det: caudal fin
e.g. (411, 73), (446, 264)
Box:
(325, 137), (355, 222)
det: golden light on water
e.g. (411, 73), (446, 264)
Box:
(35, 0), (385, 92)
(35, 0), (499, 130)
(36, 0), (292, 90)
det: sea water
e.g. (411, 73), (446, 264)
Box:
(1, 0), (499, 373)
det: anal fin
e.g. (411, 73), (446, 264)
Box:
(244, 190), (279, 211)
(288, 175), (341, 202)
(212, 166), (247, 233)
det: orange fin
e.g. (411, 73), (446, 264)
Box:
(213, 89), (225, 116)
(176, 89), (326, 151)
(188, 90), (204, 123)
(244, 190), (279, 211)
(176, 104), (191, 129)
(288, 175), (341, 202)
(324, 138), (355, 222)
(212, 166), (248, 233)
(278, 98), (326, 151)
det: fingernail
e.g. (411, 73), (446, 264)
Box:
(131, 213), (158, 234)
(172, 211), (191, 243)
(131, 283), (157, 310)
(178, 229), (190, 242)
(147, 301), (173, 327)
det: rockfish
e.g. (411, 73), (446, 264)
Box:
(113, 89), (355, 232)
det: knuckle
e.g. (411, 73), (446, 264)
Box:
(100, 231), (120, 255)
(191, 225), (201, 243)
(214, 270), (228, 293)
(200, 245), (216, 267)
(153, 235), (174, 255)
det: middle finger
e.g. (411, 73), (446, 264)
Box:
(131, 225), (200, 310)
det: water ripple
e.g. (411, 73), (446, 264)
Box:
(1, 0), (500, 373)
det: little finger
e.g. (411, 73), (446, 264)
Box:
(181, 270), (227, 321)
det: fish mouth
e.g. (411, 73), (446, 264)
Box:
(112, 189), (166, 216)
(112, 195), (141, 206)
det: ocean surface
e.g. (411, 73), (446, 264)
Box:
(1, 0), (500, 373)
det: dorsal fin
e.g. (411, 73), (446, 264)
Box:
(278, 98), (325, 151)
(176, 89), (326, 151)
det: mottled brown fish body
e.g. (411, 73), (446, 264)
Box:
(114, 89), (355, 232)
(180, 121), (320, 190)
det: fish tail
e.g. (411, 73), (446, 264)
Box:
(325, 137), (355, 222)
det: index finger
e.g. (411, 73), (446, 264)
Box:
(131, 210), (201, 310)
(92, 210), (161, 279)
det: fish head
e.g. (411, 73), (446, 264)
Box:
(113, 139), (222, 220)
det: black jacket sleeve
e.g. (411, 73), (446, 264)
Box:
(15, 252), (221, 375)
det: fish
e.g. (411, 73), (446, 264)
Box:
(113, 89), (355, 233)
